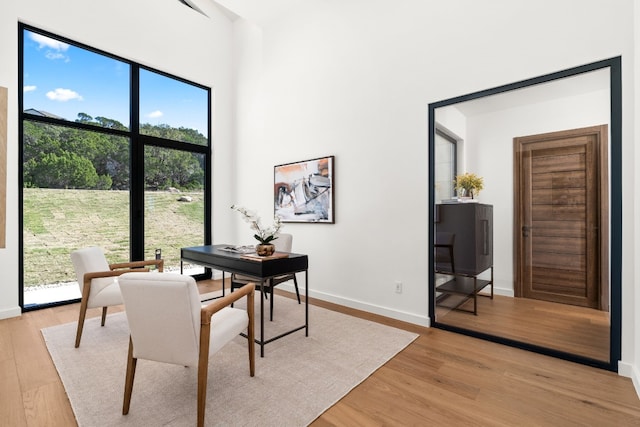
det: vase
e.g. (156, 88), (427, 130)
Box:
(458, 188), (477, 200)
(256, 243), (275, 256)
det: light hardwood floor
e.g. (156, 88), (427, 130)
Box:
(2, 280), (640, 426)
(436, 294), (610, 361)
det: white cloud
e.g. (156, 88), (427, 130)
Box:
(29, 33), (70, 51)
(45, 52), (67, 61)
(46, 88), (83, 102)
(147, 110), (163, 119)
(23, 85), (37, 92)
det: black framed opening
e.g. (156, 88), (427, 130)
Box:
(19, 24), (212, 311)
(428, 57), (622, 371)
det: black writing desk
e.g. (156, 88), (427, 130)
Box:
(180, 244), (309, 357)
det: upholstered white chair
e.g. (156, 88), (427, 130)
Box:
(70, 247), (164, 348)
(118, 272), (255, 427)
(230, 233), (300, 321)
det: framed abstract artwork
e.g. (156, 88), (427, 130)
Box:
(274, 156), (334, 223)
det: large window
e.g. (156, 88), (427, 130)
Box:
(434, 129), (457, 202)
(20, 25), (211, 309)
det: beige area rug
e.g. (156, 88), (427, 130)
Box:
(42, 293), (418, 426)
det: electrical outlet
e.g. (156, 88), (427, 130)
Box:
(395, 281), (402, 294)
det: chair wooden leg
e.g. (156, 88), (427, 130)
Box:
(123, 337), (137, 415)
(101, 306), (108, 326)
(75, 277), (93, 348)
(197, 323), (211, 427)
(75, 298), (89, 348)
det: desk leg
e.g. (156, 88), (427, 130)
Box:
(260, 279), (265, 357)
(473, 276), (478, 315)
(305, 270), (309, 337)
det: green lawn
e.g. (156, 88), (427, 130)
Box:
(23, 188), (204, 286)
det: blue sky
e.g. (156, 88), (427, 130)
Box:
(23, 30), (209, 136)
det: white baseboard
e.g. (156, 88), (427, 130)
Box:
(0, 306), (22, 320)
(215, 272), (511, 325)
(618, 361), (640, 399)
(276, 283), (431, 327)
(215, 272), (430, 326)
(493, 286), (514, 297)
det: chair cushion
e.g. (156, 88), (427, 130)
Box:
(119, 272), (202, 366)
(88, 279), (121, 308)
(232, 273), (292, 286)
(209, 307), (249, 355)
(70, 247), (122, 308)
(232, 273), (261, 283)
(120, 272), (249, 366)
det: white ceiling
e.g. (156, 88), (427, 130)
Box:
(208, 0), (302, 24)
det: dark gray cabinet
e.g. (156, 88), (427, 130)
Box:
(434, 203), (493, 315)
(435, 202), (493, 276)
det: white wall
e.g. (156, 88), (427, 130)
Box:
(457, 88), (610, 296)
(231, 0), (637, 366)
(626, 0), (640, 391)
(0, 0), (236, 319)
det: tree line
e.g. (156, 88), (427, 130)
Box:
(23, 113), (206, 191)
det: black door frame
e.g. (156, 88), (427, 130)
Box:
(428, 57), (622, 372)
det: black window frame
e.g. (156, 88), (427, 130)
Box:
(434, 128), (458, 201)
(18, 23), (212, 311)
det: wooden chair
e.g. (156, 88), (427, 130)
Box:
(230, 233), (300, 320)
(70, 247), (164, 348)
(118, 272), (255, 427)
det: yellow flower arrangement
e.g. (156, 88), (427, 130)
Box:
(454, 172), (484, 198)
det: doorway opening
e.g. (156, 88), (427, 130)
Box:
(428, 57), (622, 371)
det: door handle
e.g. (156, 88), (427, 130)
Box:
(522, 225), (531, 237)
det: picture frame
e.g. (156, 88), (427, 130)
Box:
(274, 155), (334, 223)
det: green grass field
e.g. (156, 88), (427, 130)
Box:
(23, 188), (204, 286)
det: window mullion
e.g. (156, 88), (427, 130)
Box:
(130, 64), (144, 261)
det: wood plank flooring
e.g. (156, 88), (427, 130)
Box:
(1, 280), (639, 426)
(436, 294), (610, 361)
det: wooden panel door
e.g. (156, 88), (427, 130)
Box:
(514, 126), (608, 309)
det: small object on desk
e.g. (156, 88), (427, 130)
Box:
(256, 243), (275, 256)
(240, 252), (290, 262)
(220, 245), (256, 254)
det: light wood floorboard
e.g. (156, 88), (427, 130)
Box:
(310, 296), (640, 426)
(1, 280), (639, 426)
(436, 294), (609, 361)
